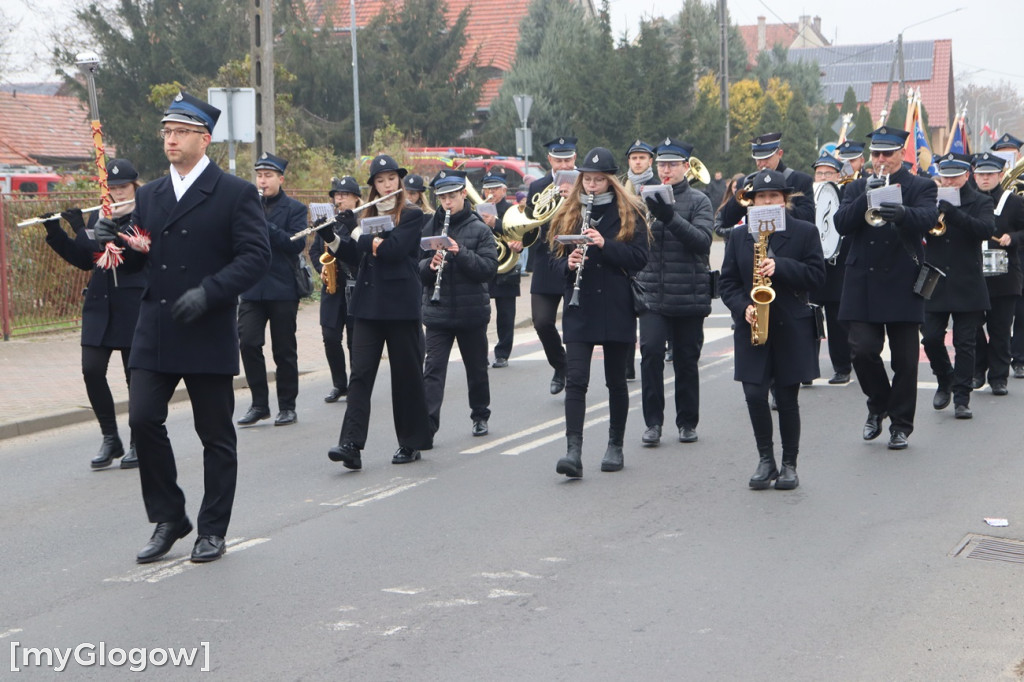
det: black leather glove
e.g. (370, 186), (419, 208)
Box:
(170, 287), (208, 324)
(314, 216), (336, 242)
(938, 200), (963, 227)
(41, 213), (63, 237)
(93, 217), (120, 244)
(60, 208), (86, 233)
(878, 202), (906, 224)
(645, 195), (674, 223)
(866, 175), (886, 191)
(335, 209), (356, 231)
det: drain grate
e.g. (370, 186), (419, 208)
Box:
(951, 533), (1024, 564)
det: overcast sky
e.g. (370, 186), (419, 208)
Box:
(5, 0), (1021, 91)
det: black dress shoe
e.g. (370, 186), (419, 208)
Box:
(828, 372), (850, 385)
(991, 382), (1008, 396)
(641, 424), (661, 445)
(237, 406), (270, 425)
(274, 409), (297, 426)
(887, 431), (909, 450)
(863, 412), (885, 440)
(492, 357), (508, 368)
(324, 387), (347, 403)
(328, 442), (362, 470)
(933, 388), (951, 410)
(954, 404), (973, 419)
(136, 517), (192, 564)
(801, 380), (813, 386)
(472, 419), (489, 436)
(392, 447), (421, 464)
(190, 535), (226, 563)
(120, 442), (139, 469)
(1014, 364), (1024, 379)
(971, 375), (985, 390)
(550, 369), (566, 395)
(678, 427), (698, 443)
(91, 434), (124, 469)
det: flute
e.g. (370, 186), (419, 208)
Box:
(430, 209), (452, 304)
(290, 189), (403, 241)
(568, 193), (595, 308)
(17, 199), (136, 227)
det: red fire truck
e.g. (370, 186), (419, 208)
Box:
(0, 166), (63, 195)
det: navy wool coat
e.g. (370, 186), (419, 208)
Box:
(311, 232), (349, 329)
(719, 215), (826, 386)
(526, 174), (564, 296)
(125, 162), (271, 375)
(240, 189), (308, 301)
(924, 185), (994, 313)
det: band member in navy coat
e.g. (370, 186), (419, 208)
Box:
(921, 153), (994, 419)
(311, 175), (361, 403)
(717, 132), (816, 228)
(719, 170), (826, 491)
(323, 155), (433, 470)
(95, 92), (271, 564)
(548, 147), (649, 478)
(43, 158), (144, 470)
(480, 168), (520, 368)
(834, 126), (938, 450)
(527, 136), (577, 395)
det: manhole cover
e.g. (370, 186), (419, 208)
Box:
(951, 533), (1024, 564)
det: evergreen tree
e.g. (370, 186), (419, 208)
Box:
(853, 104), (875, 144)
(688, 73), (726, 173)
(673, 0), (748, 82)
(781, 89), (816, 172)
(752, 44), (822, 106)
(840, 86), (858, 116)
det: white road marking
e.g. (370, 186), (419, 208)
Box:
(0, 628), (23, 639)
(488, 589), (530, 598)
(380, 626), (406, 636)
(321, 477), (435, 507)
(381, 586), (426, 595)
(330, 621), (359, 631)
(476, 570), (542, 579)
(427, 599), (479, 607)
(539, 557), (566, 562)
(103, 537), (269, 584)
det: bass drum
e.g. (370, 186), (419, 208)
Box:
(813, 181), (842, 260)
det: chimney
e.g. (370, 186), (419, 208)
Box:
(813, 15), (822, 36)
(757, 16), (766, 52)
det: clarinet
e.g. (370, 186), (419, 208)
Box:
(430, 209), (452, 304)
(568, 193), (595, 308)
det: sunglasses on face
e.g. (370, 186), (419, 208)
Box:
(870, 150), (897, 158)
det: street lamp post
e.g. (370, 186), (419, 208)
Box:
(883, 7), (964, 125)
(351, 0), (361, 160)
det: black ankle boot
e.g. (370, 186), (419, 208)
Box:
(556, 433), (583, 478)
(749, 446), (778, 490)
(120, 440), (139, 469)
(91, 434), (124, 469)
(775, 452), (799, 490)
(601, 429), (624, 472)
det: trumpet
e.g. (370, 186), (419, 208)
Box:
(430, 209), (452, 304)
(863, 172), (890, 226)
(929, 213), (946, 236)
(567, 193), (595, 308)
(735, 182), (754, 208)
(17, 199), (136, 227)
(290, 189), (403, 241)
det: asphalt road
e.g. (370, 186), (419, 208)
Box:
(3, 302), (1024, 680)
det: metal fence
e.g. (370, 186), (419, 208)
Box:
(0, 187), (326, 340)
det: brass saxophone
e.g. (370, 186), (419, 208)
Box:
(750, 226), (776, 346)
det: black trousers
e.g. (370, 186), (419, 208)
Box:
(129, 369), (236, 536)
(922, 310), (984, 404)
(823, 301), (851, 374)
(742, 381), (800, 458)
(976, 295), (1017, 384)
(238, 300), (300, 411)
(639, 313), (704, 429)
(1010, 295), (1024, 365)
(339, 318), (433, 451)
(565, 341), (631, 436)
(847, 321), (920, 435)
(492, 296), (516, 360)
(424, 324), (491, 432)
(322, 324), (348, 391)
(531, 293), (566, 372)
(82, 345), (130, 436)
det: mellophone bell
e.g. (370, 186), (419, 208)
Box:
(833, 125), (939, 451)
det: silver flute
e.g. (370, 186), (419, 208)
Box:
(290, 189), (403, 241)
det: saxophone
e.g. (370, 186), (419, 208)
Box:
(749, 226), (776, 346)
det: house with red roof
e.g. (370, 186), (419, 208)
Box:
(302, 0), (595, 112)
(0, 90), (98, 168)
(737, 15), (830, 67)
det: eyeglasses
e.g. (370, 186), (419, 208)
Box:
(159, 128), (206, 140)
(870, 149), (897, 158)
(813, 170), (838, 179)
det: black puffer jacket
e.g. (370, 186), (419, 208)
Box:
(636, 179), (714, 317)
(419, 206), (498, 329)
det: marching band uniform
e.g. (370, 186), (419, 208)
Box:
(105, 92), (271, 563)
(549, 148), (649, 477)
(990, 134), (1024, 378)
(481, 169), (520, 368)
(835, 140), (866, 180)
(808, 150), (853, 384)
(623, 139), (659, 381)
(42, 158), (144, 469)
(921, 153), (995, 419)
(973, 153), (1024, 394)
(311, 175), (361, 403)
(834, 126), (938, 450)
(419, 170), (498, 437)
(717, 132), (815, 229)
(527, 137), (577, 395)
(719, 169), (826, 490)
(635, 138), (714, 446)
(326, 155), (433, 469)
(237, 152), (308, 427)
